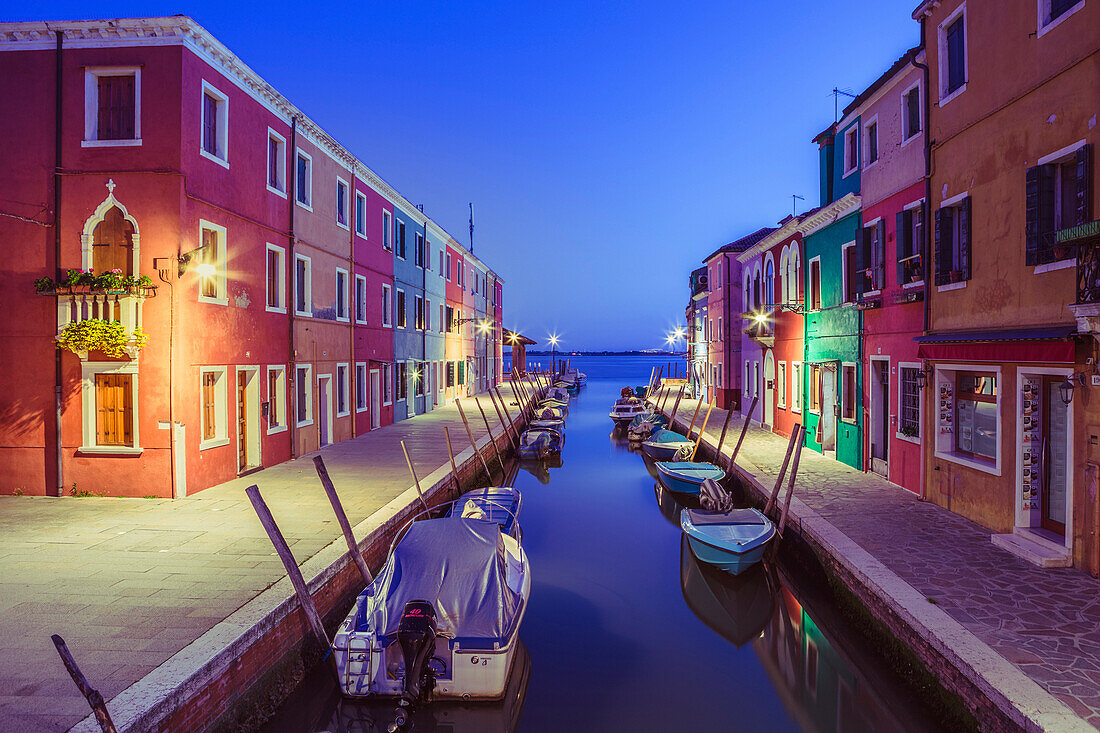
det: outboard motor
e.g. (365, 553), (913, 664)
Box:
(397, 600), (437, 705)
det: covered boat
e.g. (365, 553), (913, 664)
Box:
(681, 506), (775, 575)
(445, 487), (523, 538)
(333, 515), (531, 703)
(641, 429), (694, 460)
(627, 413), (667, 442)
(516, 427), (565, 460)
(654, 461), (725, 495)
(533, 405), (565, 420)
(609, 397), (647, 427)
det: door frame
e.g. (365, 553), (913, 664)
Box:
(317, 373), (333, 447)
(1014, 366), (1074, 547)
(821, 364), (837, 452)
(763, 351), (775, 428)
(370, 368), (381, 429)
(868, 355), (890, 477)
(236, 366), (262, 472)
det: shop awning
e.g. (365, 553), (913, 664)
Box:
(914, 326), (1077, 363)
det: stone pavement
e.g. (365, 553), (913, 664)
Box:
(657, 392), (1100, 730)
(0, 384), (530, 733)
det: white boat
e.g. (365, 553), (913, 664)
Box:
(609, 397), (647, 427)
(333, 500), (531, 705)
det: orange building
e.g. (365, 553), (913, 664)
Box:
(914, 0), (1099, 573)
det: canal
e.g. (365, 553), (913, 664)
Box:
(263, 355), (948, 732)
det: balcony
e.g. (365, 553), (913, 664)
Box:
(36, 272), (156, 360)
(741, 311), (774, 348)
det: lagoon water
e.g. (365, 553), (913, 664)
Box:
(264, 355), (945, 732)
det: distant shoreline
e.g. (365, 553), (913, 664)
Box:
(525, 350), (680, 356)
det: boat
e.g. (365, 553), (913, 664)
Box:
(561, 368), (587, 388)
(609, 397), (647, 427)
(681, 505), (776, 575)
(332, 508), (531, 704)
(679, 535), (775, 647)
(634, 386), (647, 398)
(537, 398), (568, 413)
(654, 461), (725, 495)
(627, 413), (667, 442)
(640, 429), (694, 460)
(445, 486), (523, 538)
(516, 426), (565, 460)
(533, 405), (565, 421)
(546, 387), (571, 402)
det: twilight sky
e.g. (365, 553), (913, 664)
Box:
(19, 1), (922, 351)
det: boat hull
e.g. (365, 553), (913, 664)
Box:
(641, 440), (692, 461)
(685, 534), (768, 575)
(654, 462), (725, 496)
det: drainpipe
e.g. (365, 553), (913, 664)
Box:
(53, 29), (64, 497)
(288, 117), (298, 458)
(348, 164), (356, 438)
(422, 220), (428, 409)
(914, 26), (932, 501)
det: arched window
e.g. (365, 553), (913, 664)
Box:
(787, 246), (800, 304)
(778, 248), (789, 303)
(744, 273), (751, 311)
(764, 259), (774, 308)
(92, 206), (135, 275)
(753, 267), (761, 310)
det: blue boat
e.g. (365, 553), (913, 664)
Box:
(516, 427), (565, 460)
(641, 429), (694, 461)
(446, 486), (524, 538)
(680, 507), (775, 575)
(654, 461), (725, 495)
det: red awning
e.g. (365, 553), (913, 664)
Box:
(916, 341), (1074, 363)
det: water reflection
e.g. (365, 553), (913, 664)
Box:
(517, 455), (562, 485)
(680, 534), (776, 647)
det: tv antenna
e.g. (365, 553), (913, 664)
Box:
(832, 87), (857, 123)
(468, 203), (474, 253)
(791, 194), (805, 216)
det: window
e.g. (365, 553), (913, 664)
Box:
(355, 363), (368, 412)
(785, 246), (801, 304)
(267, 129), (286, 195)
(395, 221), (406, 260)
(336, 364), (349, 417)
(753, 362), (760, 397)
(415, 233), (425, 268)
(294, 255), (312, 316)
(458, 361), (466, 386)
(424, 298), (431, 331)
(355, 275), (367, 323)
(717, 317), (722, 340)
(198, 221), (227, 305)
(382, 211), (393, 250)
(414, 363), (425, 397)
(445, 305), (454, 333)
(902, 85), (921, 141)
(439, 249), (445, 274)
(955, 372), (997, 459)
(895, 203), (926, 286)
(841, 364), (856, 421)
(414, 295), (424, 330)
(200, 81), (229, 166)
(446, 252), (453, 280)
(395, 363), (408, 401)
(843, 124), (859, 175)
(336, 268), (349, 321)
(355, 191), (367, 237)
(439, 304), (445, 333)
(267, 366), (287, 433)
(1027, 144), (1092, 265)
(809, 364), (822, 414)
(296, 365), (313, 426)
(84, 67), (141, 146)
(457, 261), (463, 287)
(395, 289), (406, 328)
(95, 373), (134, 446)
(777, 362), (787, 409)
(865, 120), (878, 166)
(899, 366), (921, 440)
(447, 361), (456, 388)
(382, 364), (393, 405)
(809, 258), (822, 310)
(792, 362), (803, 413)
(858, 221), (885, 293)
(336, 178), (349, 229)
(938, 5), (967, 102)
(1040, 0), (1085, 31)
(266, 244), (286, 313)
(843, 243), (859, 303)
(934, 195), (972, 285)
(295, 150), (312, 209)
(200, 367), (229, 448)
(382, 284), (392, 327)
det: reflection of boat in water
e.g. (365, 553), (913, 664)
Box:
(330, 639), (532, 733)
(679, 534), (775, 647)
(517, 454), (563, 484)
(653, 483), (685, 526)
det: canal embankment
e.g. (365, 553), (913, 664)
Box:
(651, 389), (1098, 733)
(0, 380), (541, 733)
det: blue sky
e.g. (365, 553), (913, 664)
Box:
(17, 1), (922, 350)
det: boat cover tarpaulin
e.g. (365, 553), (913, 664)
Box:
(357, 518), (520, 643)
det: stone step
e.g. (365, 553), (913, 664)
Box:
(991, 530), (1071, 568)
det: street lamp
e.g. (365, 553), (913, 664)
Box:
(548, 333), (560, 376)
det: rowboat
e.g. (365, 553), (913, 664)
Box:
(654, 461), (725, 495)
(680, 506), (776, 575)
(516, 427), (565, 460)
(641, 429), (694, 460)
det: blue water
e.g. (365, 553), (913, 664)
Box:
(265, 356), (944, 732)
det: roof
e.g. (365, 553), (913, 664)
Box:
(503, 329), (536, 346)
(841, 46), (922, 118)
(702, 227), (778, 263)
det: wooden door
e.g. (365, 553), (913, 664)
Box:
(237, 371), (248, 471)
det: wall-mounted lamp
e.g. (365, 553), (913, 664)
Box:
(915, 367), (933, 390)
(1060, 373), (1086, 405)
(156, 242), (212, 278)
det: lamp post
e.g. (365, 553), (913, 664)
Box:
(666, 326), (689, 391)
(548, 333), (560, 377)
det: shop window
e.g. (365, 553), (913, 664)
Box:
(955, 372), (997, 460)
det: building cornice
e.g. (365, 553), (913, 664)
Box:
(913, 0), (940, 20)
(797, 193), (862, 237)
(737, 217), (804, 263)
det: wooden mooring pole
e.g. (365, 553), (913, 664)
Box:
(689, 398), (715, 461)
(777, 436), (806, 537)
(488, 388), (518, 450)
(312, 456), (372, 584)
(729, 394), (760, 469)
(765, 426), (802, 516)
(51, 635), (117, 733)
(713, 403), (736, 463)
(456, 400), (494, 481)
(444, 427), (460, 497)
(494, 386), (520, 440)
(475, 397), (507, 478)
(686, 396), (703, 437)
(399, 441), (429, 511)
(669, 386), (685, 425)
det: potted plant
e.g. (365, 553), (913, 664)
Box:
(33, 276), (56, 293)
(57, 319), (148, 358)
(901, 424), (919, 439)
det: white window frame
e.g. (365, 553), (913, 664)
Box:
(199, 365), (230, 450)
(842, 123), (859, 177)
(808, 255), (822, 311)
(266, 128), (287, 197)
(382, 210), (392, 250)
(197, 220), (228, 306)
(1036, 139), (1089, 272)
(355, 191), (367, 237)
(335, 267), (349, 322)
(355, 362), (368, 413)
(355, 274), (368, 324)
(415, 232), (425, 269)
(199, 80), (229, 168)
(266, 365), (288, 435)
(1037, 0), (1085, 38)
(395, 288), (407, 329)
(265, 243), (286, 314)
(414, 294), (424, 330)
(383, 363), (393, 406)
(840, 242), (857, 304)
(791, 361), (803, 414)
(83, 66), (141, 147)
(896, 361), (923, 445)
(295, 364), (314, 427)
(933, 363), (1002, 476)
(777, 361), (788, 409)
(937, 2), (968, 107)
(900, 82), (923, 147)
(80, 360), (141, 454)
(294, 254), (312, 317)
(865, 115), (881, 170)
(446, 252), (453, 281)
(382, 283), (392, 327)
(902, 199), (927, 288)
(425, 297), (432, 332)
(336, 363), (350, 417)
(840, 361), (858, 424)
(295, 149), (313, 211)
(336, 176), (350, 231)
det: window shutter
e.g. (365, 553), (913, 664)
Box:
(1077, 144), (1092, 225)
(934, 207), (951, 285)
(874, 219), (886, 289)
(118, 76), (135, 139)
(897, 210), (910, 285)
(1025, 165), (1041, 265)
(959, 196), (972, 280)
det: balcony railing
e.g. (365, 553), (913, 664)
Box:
(899, 253), (923, 285)
(1077, 241), (1100, 305)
